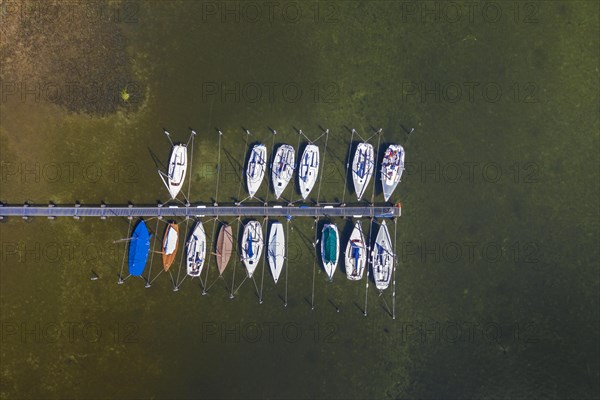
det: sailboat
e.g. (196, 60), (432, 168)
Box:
(186, 221), (206, 277)
(321, 223), (339, 281)
(215, 223), (233, 275)
(163, 144), (187, 199)
(246, 144), (267, 198)
(298, 144), (320, 200)
(268, 222), (285, 284)
(371, 220), (394, 291)
(241, 220), (264, 278)
(271, 144), (295, 199)
(128, 220), (152, 276)
(381, 144), (405, 202)
(352, 143), (374, 201)
(344, 221), (367, 281)
(162, 222), (179, 272)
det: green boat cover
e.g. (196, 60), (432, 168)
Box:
(323, 227), (337, 263)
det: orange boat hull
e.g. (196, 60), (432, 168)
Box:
(162, 223), (179, 271)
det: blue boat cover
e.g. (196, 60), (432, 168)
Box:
(128, 220), (152, 276)
(247, 232), (254, 258)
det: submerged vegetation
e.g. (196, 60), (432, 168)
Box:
(0, 0), (143, 115)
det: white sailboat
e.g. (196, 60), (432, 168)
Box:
(241, 220), (264, 278)
(268, 222), (285, 284)
(186, 221), (206, 277)
(344, 221), (367, 281)
(271, 144), (295, 199)
(298, 144), (320, 200)
(321, 223), (339, 281)
(381, 144), (405, 202)
(352, 143), (374, 201)
(163, 144), (187, 199)
(371, 220), (394, 291)
(246, 144), (267, 198)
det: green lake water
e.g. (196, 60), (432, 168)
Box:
(1, 1), (598, 399)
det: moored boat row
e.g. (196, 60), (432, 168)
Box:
(127, 218), (395, 291)
(159, 129), (405, 203)
(320, 220), (394, 290)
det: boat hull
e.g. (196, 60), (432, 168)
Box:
(268, 222), (285, 283)
(246, 144), (267, 198)
(298, 144), (320, 200)
(321, 223), (339, 281)
(216, 224), (233, 275)
(271, 144), (295, 199)
(345, 221), (367, 281)
(371, 221), (394, 290)
(128, 220), (151, 276)
(241, 220), (264, 278)
(352, 143), (374, 201)
(167, 144), (187, 199)
(186, 221), (206, 277)
(162, 223), (179, 271)
(381, 144), (405, 202)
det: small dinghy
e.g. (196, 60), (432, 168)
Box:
(165, 144), (188, 199)
(352, 143), (374, 201)
(246, 144), (267, 198)
(298, 144), (320, 200)
(321, 223), (339, 281)
(268, 222), (285, 284)
(186, 221), (206, 277)
(128, 220), (152, 276)
(241, 220), (264, 278)
(381, 144), (405, 202)
(271, 144), (295, 199)
(215, 223), (233, 275)
(344, 221), (367, 281)
(162, 222), (179, 272)
(371, 220), (394, 291)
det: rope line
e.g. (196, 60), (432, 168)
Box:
(202, 217), (218, 294)
(118, 218), (133, 283)
(236, 132), (251, 202)
(258, 217), (268, 303)
(310, 217), (319, 310)
(214, 131), (223, 204)
(174, 218), (190, 288)
(341, 129), (355, 204)
(291, 130), (303, 204)
(229, 218), (241, 298)
(186, 131), (195, 203)
(145, 218), (162, 287)
(315, 129), (329, 204)
(370, 129), (383, 205)
(284, 218), (290, 307)
(364, 217), (375, 316)
(392, 217), (398, 320)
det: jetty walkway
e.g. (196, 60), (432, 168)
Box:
(0, 203), (401, 219)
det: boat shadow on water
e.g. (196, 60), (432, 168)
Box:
(147, 146), (169, 173)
